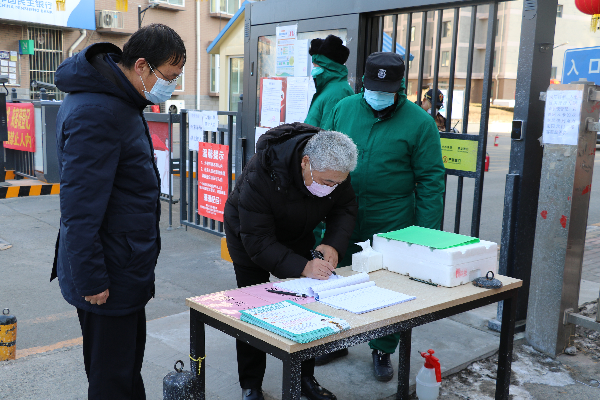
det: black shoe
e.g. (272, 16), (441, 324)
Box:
(314, 348), (349, 366)
(372, 349), (394, 382)
(242, 388), (264, 400)
(300, 376), (337, 400)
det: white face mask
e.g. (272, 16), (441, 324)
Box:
(140, 64), (178, 104)
(305, 163), (337, 197)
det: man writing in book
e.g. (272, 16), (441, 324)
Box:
(224, 126), (358, 400)
(319, 52), (445, 381)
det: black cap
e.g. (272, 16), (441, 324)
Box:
(309, 35), (350, 65)
(363, 52), (405, 93)
(425, 88), (444, 108)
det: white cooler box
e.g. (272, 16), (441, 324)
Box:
(372, 234), (498, 287)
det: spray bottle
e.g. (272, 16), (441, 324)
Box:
(416, 349), (442, 400)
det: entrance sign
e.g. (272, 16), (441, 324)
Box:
(0, 0), (96, 30)
(198, 142), (229, 222)
(4, 103), (35, 152)
(542, 90), (583, 146)
(440, 138), (477, 172)
(562, 46), (600, 85)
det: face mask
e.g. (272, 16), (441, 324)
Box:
(311, 67), (325, 77)
(305, 163), (337, 197)
(140, 65), (178, 104)
(364, 88), (396, 111)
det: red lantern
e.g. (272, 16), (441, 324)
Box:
(575, 0), (600, 31)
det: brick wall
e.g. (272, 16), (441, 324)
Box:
(1, 0), (232, 109)
(0, 22), (31, 97)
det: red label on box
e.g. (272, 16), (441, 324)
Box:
(198, 142), (229, 222)
(4, 103), (35, 152)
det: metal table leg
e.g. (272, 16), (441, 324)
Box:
(190, 309), (206, 400)
(495, 289), (518, 399)
(397, 328), (412, 400)
(282, 353), (303, 400)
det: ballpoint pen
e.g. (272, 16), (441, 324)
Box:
(310, 249), (337, 275)
(266, 289), (308, 298)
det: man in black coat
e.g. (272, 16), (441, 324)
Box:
(225, 125), (358, 400)
(51, 24), (185, 399)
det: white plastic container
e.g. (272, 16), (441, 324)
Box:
(372, 234), (497, 287)
(416, 349), (441, 400)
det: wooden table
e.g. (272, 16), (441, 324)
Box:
(186, 267), (522, 400)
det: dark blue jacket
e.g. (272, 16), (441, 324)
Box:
(52, 43), (161, 316)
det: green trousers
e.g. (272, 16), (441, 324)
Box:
(368, 333), (401, 354)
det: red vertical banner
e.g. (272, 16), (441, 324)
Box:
(4, 103), (35, 152)
(198, 142), (229, 222)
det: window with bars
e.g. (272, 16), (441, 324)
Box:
(28, 27), (63, 100)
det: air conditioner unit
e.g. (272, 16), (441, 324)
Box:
(96, 11), (124, 29)
(165, 100), (185, 114)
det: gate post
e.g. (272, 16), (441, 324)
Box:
(491, 0), (559, 330)
(0, 91), (7, 185)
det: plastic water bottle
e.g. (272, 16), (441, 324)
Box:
(416, 349), (441, 400)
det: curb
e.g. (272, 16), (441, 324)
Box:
(0, 183), (60, 199)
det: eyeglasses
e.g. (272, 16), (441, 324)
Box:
(149, 64), (181, 84)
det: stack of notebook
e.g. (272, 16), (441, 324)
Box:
(240, 300), (350, 344)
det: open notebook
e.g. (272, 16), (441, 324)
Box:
(240, 300), (350, 344)
(274, 273), (415, 314)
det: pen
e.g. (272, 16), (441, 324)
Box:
(266, 289), (308, 298)
(310, 249), (337, 275)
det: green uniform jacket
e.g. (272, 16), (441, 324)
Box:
(324, 81), (446, 265)
(304, 54), (354, 128)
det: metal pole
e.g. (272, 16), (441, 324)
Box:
(167, 111), (173, 231)
(496, 0), (560, 325)
(416, 11), (428, 106)
(0, 92), (6, 185)
(138, 5), (142, 29)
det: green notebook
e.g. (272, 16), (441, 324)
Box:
(240, 300), (350, 344)
(377, 226), (480, 249)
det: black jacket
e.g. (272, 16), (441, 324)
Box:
(52, 43), (161, 316)
(224, 124), (357, 278)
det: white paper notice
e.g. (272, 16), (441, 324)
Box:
(276, 25), (297, 77)
(188, 110), (203, 151)
(0, 60), (7, 67)
(294, 39), (309, 77)
(202, 111), (219, 132)
(255, 127), (269, 152)
(285, 77), (309, 123)
(307, 78), (317, 106)
(260, 79), (283, 128)
(542, 90), (583, 146)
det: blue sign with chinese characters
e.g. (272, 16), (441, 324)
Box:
(562, 46), (600, 85)
(0, 0), (95, 31)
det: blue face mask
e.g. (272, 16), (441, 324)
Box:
(311, 66), (325, 77)
(364, 88), (396, 111)
(140, 65), (178, 104)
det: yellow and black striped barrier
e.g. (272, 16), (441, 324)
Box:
(0, 309), (17, 361)
(0, 183), (60, 199)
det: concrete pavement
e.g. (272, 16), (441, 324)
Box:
(1, 193), (600, 399)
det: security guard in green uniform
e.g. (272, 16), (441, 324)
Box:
(318, 52), (445, 382)
(304, 35), (354, 249)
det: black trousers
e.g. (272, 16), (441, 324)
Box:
(234, 263), (316, 389)
(77, 307), (147, 400)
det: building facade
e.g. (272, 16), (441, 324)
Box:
(0, 0), (250, 110)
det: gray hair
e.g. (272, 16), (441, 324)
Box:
(302, 131), (358, 173)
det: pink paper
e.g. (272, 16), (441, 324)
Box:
(192, 282), (316, 319)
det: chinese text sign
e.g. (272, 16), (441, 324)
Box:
(198, 142), (229, 222)
(4, 102), (35, 152)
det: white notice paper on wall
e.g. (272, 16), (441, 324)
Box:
(202, 111), (218, 132)
(542, 90), (583, 146)
(188, 110), (203, 151)
(285, 77), (309, 123)
(255, 127), (269, 152)
(294, 39), (309, 77)
(260, 79), (283, 128)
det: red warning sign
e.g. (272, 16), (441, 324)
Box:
(198, 142), (229, 222)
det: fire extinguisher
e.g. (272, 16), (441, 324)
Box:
(494, 135), (499, 146)
(485, 153), (490, 172)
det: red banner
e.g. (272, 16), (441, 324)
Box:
(198, 142), (229, 222)
(4, 103), (35, 152)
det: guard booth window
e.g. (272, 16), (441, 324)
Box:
(255, 29), (347, 127)
(28, 27), (63, 100)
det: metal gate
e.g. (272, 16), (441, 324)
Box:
(28, 27), (63, 100)
(366, 3), (500, 237)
